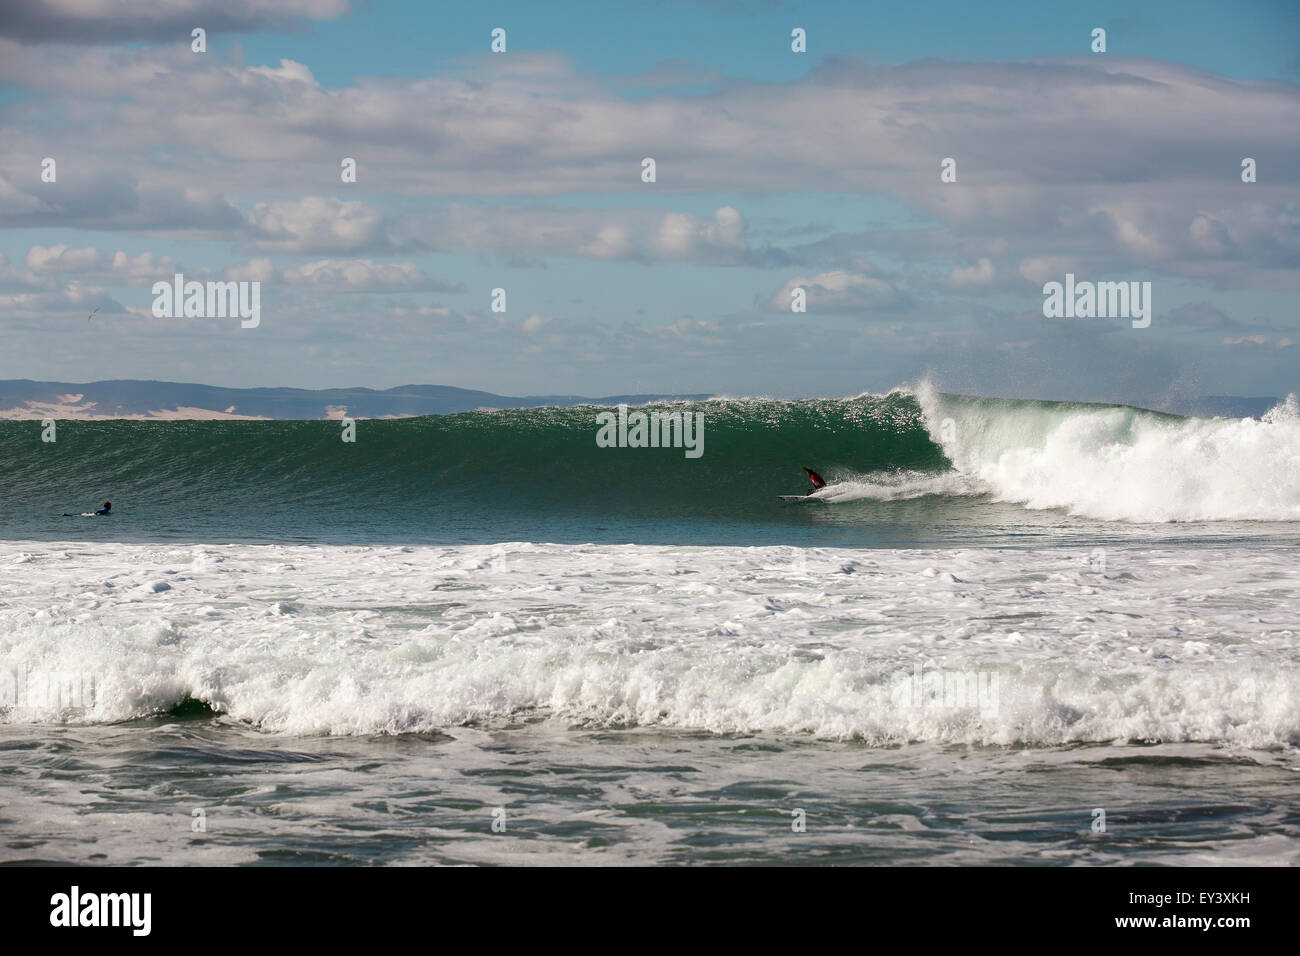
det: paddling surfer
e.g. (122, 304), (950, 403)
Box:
(61, 501), (111, 516)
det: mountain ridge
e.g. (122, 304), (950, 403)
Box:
(0, 379), (715, 420)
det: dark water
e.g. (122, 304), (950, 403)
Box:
(0, 394), (925, 543)
(4, 720), (1296, 865)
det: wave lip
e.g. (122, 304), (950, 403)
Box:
(917, 385), (1300, 522)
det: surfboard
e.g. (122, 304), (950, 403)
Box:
(777, 495), (825, 502)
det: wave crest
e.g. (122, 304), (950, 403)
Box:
(916, 383), (1300, 522)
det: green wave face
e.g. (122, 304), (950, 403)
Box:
(6, 390), (1296, 541)
(0, 393), (947, 526)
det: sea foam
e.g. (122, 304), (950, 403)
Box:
(917, 384), (1300, 522)
(2, 540), (1295, 744)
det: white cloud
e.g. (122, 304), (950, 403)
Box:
(0, 282), (115, 314)
(225, 259), (278, 283)
(949, 258), (995, 287)
(578, 225), (633, 260)
(771, 269), (898, 312)
(0, 48), (1295, 285)
(1188, 213), (1233, 257)
(281, 259), (460, 292)
(650, 207), (746, 263)
(26, 244), (105, 272)
(1018, 257), (1076, 284)
(248, 59), (319, 86)
(111, 250), (176, 281)
(1089, 201), (1172, 262)
(245, 197), (391, 254)
(409, 204), (754, 265)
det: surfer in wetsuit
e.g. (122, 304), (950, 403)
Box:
(802, 467), (826, 496)
(60, 501), (111, 516)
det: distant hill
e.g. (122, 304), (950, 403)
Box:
(0, 380), (714, 420)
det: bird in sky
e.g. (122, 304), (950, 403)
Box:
(87, 307), (100, 322)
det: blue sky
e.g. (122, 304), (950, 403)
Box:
(0, 0), (1297, 404)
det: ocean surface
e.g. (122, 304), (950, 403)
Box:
(2, 386), (1298, 865)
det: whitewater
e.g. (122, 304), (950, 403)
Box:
(913, 385), (1300, 522)
(3, 539), (1296, 744)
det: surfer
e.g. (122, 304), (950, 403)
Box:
(60, 501), (111, 517)
(802, 467), (826, 495)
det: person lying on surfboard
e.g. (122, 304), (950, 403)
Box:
(802, 467), (826, 495)
(61, 501), (111, 516)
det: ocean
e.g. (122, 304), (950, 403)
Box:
(2, 386), (1298, 865)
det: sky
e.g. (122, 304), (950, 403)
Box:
(0, 0), (1297, 403)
